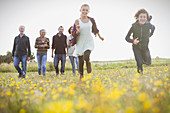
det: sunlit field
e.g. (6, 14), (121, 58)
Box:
(0, 59), (170, 113)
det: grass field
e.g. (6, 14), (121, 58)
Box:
(0, 59), (170, 113)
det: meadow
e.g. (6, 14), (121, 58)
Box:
(0, 59), (169, 113)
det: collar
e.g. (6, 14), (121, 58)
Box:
(18, 34), (25, 38)
(57, 33), (63, 37)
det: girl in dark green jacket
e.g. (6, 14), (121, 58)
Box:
(125, 9), (155, 74)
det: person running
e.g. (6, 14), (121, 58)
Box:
(12, 25), (31, 78)
(67, 26), (79, 75)
(35, 29), (50, 76)
(52, 26), (68, 76)
(71, 4), (104, 80)
(125, 9), (155, 74)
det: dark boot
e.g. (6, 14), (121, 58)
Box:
(80, 74), (84, 80)
(18, 73), (22, 78)
(137, 66), (143, 75)
(56, 73), (59, 77)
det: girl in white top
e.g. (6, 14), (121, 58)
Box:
(73, 4), (104, 80)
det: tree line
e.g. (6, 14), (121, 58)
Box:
(0, 51), (35, 64)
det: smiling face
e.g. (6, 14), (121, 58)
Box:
(138, 13), (148, 25)
(134, 9), (150, 25)
(80, 5), (90, 17)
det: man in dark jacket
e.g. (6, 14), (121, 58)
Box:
(51, 26), (68, 76)
(12, 25), (31, 78)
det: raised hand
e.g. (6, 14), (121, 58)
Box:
(76, 25), (80, 34)
(12, 56), (14, 61)
(27, 57), (30, 61)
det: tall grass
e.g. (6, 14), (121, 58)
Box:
(0, 59), (170, 73)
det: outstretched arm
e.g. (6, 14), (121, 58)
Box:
(89, 17), (104, 41)
(97, 32), (104, 41)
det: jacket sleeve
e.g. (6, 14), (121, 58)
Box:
(12, 37), (16, 57)
(90, 17), (99, 36)
(65, 36), (67, 48)
(52, 36), (55, 49)
(34, 38), (39, 48)
(27, 37), (31, 57)
(72, 24), (79, 38)
(71, 24), (79, 46)
(125, 26), (134, 43)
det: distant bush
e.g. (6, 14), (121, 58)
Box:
(0, 51), (12, 64)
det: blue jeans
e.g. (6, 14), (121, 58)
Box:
(75, 56), (79, 71)
(54, 54), (66, 74)
(69, 56), (79, 73)
(37, 53), (47, 76)
(14, 55), (27, 78)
